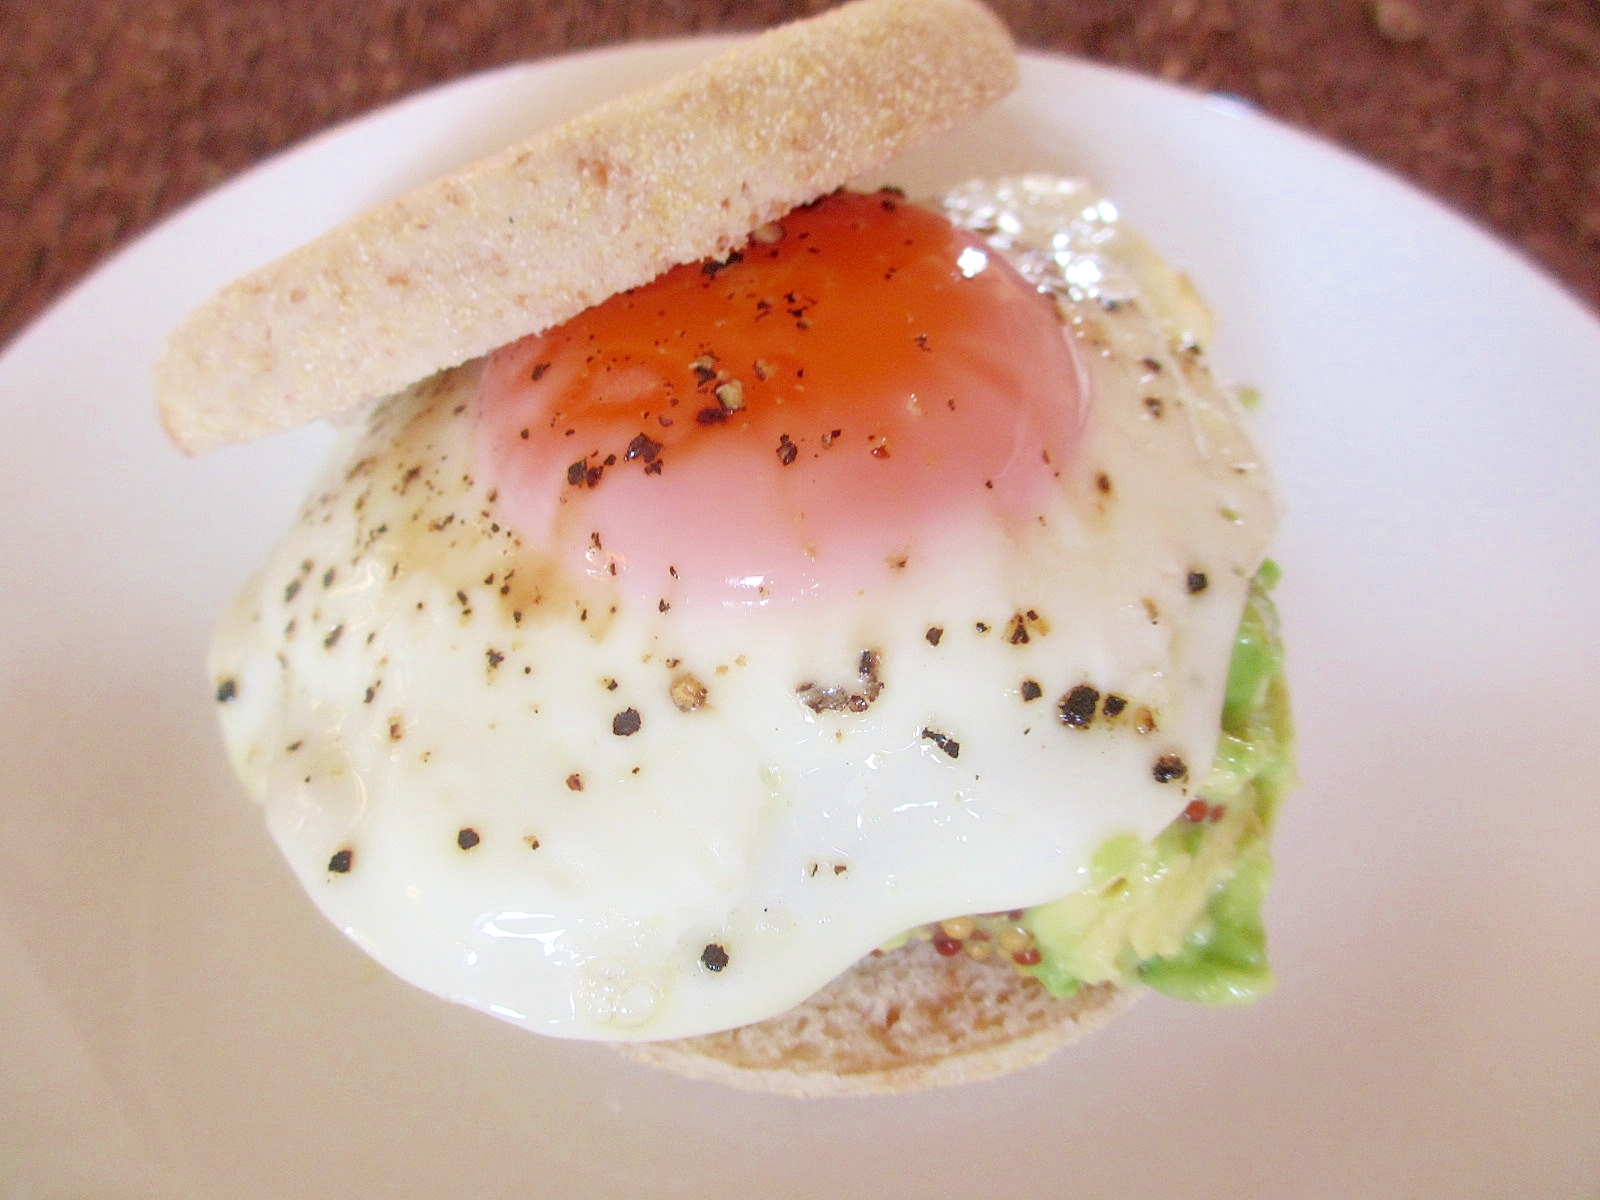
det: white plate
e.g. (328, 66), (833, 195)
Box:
(3, 41), (1597, 1199)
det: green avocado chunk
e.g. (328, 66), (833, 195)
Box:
(1022, 564), (1294, 1004)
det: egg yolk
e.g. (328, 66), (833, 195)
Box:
(474, 190), (1086, 609)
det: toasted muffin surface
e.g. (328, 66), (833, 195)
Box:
(621, 940), (1136, 1096)
(154, 0), (1018, 453)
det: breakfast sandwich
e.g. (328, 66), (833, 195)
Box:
(159, 0), (1293, 1094)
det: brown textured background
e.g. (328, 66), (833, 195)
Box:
(3, 0), (1597, 351)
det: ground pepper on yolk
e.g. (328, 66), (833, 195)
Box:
(473, 189), (1087, 610)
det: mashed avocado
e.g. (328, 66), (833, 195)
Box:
(1023, 563), (1294, 1004)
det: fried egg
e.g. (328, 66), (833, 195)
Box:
(210, 177), (1276, 1040)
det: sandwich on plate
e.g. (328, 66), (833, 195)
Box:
(159, 0), (1294, 1094)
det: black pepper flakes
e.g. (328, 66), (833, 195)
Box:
(215, 678), (238, 703)
(1020, 680), (1043, 702)
(695, 405), (730, 425)
(327, 848), (353, 874)
(323, 624), (344, 650)
(486, 649), (505, 670)
(1103, 694), (1128, 718)
(1007, 613), (1031, 645)
(700, 250), (743, 277)
(1186, 571), (1209, 594)
(531, 361), (550, 381)
(921, 728), (961, 759)
(1153, 754), (1188, 783)
(701, 943), (730, 972)
(925, 626), (944, 646)
(566, 773), (584, 792)
(1059, 685), (1101, 729)
(457, 827), (481, 851)
(612, 708), (643, 736)
(566, 460), (585, 486)
(776, 433), (798, 465)
(625, 433), (663, 464)
(796, 649), (884, 714)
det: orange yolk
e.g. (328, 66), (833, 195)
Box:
(474, 190), (1086, 609)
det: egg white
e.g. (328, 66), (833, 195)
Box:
(210, 177), (1277, 1040)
